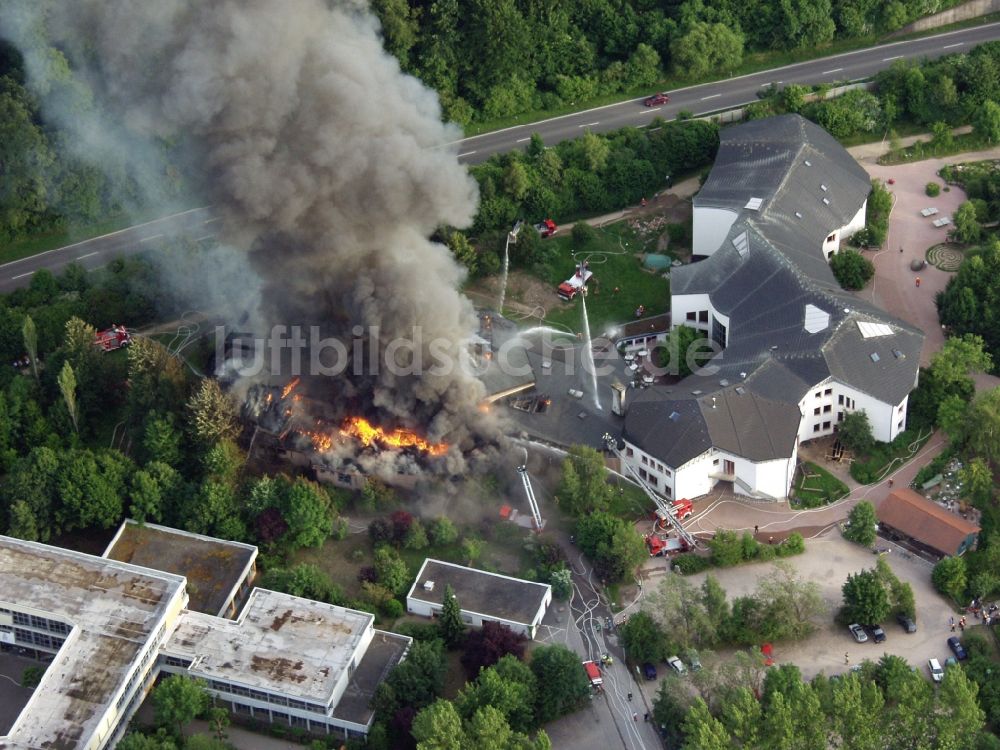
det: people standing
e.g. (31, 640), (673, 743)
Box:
(845, 652), (850, 665)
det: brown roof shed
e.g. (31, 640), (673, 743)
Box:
(877, 488), (980, 557)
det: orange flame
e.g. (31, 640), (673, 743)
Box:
(306, 430), (334, 452)
(281, 377), (301, 399)
(339, 416), (448, 456)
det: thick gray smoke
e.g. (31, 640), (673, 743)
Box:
(2, 0), (503, 462)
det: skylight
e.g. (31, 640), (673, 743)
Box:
(870, 352), (880, 363)
(732, 231), (749, 257)
(745, 197), (763, 211)
(669, 411), (681, 422)
(804, 304), (830, 334)
(822, 197), (830, 205)
(892, 349), (905, 360)
(857, 321), (893, 338)
(804, 160), (812, 167)
(821, 184), (828, 191)
(794, 211), (803, 218)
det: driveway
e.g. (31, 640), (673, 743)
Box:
(639, 534), (960, 690)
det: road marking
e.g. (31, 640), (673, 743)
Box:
(578, 121), (599, 128)
(645, 107), (661, 113)
(11, 272), (34, 280)
(516, 137), (530, 143)
(76, 251), (100, 260)
(445, 21), (1000, 148)
(139, 234), (164, 243)
(195, 235), (215, 242)
(822, 68), (843, 75)
(883, 55), (903, 61)
(701, 94), (721, 101)
(943, 42), (964, 49)
(0, 206), (211, 272)
(202, 217), (221, 224)
(458, 151), (476, 158)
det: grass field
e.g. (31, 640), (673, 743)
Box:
(535, 224), (670, 334)
(792, 461), (850, 508)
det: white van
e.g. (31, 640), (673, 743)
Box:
(928, 658), (944, 683)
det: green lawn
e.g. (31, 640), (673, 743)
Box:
(792, 461), (850, 508)
(849, 429), (932, 484)
(879, 131), (990, 166)
(462, 14), (1000, 137)
(535, 224), (670, 334)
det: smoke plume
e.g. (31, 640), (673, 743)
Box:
(2, 0), (502, 461)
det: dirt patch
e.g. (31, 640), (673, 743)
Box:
(465, 270), (571, 326)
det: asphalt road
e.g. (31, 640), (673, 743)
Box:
(453, 22), (1000, 165)
(0, 207), (215, 295)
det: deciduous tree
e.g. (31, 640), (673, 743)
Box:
(838, 410), (875, 454)
(932, 556), (968, 601)
(830, 249), (875, 290)
(529, 645), (590, 722)
(844, 501), (878, 546)
(186, 379), (237, 447)
(152, 675), (209, 737)
(842, 569), (890, 625)
(461, 623), (526, 679)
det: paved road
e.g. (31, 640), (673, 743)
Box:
(0, 206), (215, 295)
(453, 22), (1000, 165)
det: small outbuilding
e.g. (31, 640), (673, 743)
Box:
(877, 488), (980, 559)
(406, 559), (552, 639)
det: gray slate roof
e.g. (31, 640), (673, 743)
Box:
(627, 114), (924, 466)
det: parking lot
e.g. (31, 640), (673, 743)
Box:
(641, 533), (967, 693)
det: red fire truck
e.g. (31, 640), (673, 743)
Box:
(94, 325), (132, 352)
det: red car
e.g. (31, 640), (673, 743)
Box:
(761, 643), (774, 667)
(644, 93), (669, 107)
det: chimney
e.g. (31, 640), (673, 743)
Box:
(611, 381), (627, 416)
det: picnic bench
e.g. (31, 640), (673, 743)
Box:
(932, 217), (951, 228)
(920, 207), (939, 217)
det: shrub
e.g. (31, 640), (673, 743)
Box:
(777, 532), (805, 556)
(382, 599), (404, 618)
(672, 554), (712, 574)
(926, 182), (941, 197)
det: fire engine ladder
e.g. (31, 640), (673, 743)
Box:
(603, 434), (696, 549)
(517, 448), (544, 531)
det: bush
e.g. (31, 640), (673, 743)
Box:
(926, 182), (941, 197)
(830, 249), (875, 291)
(382, 599), (404, 618)
(777, 532), (805, 556)
(672, 554), (712, 574)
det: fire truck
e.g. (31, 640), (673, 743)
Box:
(533, 218), (558, 238)
(583, 660), (603, 688)
(557, 263), (593, 301)
(94, 325), (132, 352)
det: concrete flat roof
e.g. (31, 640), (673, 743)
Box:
(164, 589), (373, 704)
(104, 521), (257, 616)
(0, 535), (186, 750)
(331, 630), (411, 727)
(407, 559), (551, 626)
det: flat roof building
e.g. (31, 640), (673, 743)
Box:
(104, 521), (258, 617)
(0, 535), (188, 750)
(406, 559), (552, 639)
(1, 524), (410, 748)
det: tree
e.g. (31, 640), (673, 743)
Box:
(405, 519), (429, 550)
(961, 457), (992, 505)
(186, 379), (237, 447)
(260, 564), (343, 604)
(412, 699), (465, 750)
(934, 665), (986, 747)
(963, 388), (1000, 465)
(378, 639), (447, 716)
(875, 558), (916, 618)
(830, 249), (875, 290)
(374, 545), (411, 595)
(954, 201), (983, 244)
(575, 511), (647, 582)
(142, 414), (183, 467)
(429, 517), (458, 546)
(754, 562), (827, 641)
(831, 673), (885, 750)
(549, 568), (572, 600)
(152, 675), (209, 737)
(461, 623), (526, 679)
(57, 361), (79, 433)
(658, 325), (713, 378)
(207, 707), (229, 742)
(130, 468), (165, 524)
(529, 645), (591, 722)
(447, 230), (477, 275)
(117, 731), (179, 750)
(438, 584), (466, 648)
(932, 556), (968, 601)
(571, 221), (597, 249)
(671, 22), (744, 80)
(842, 569), (890, 625)
(461, 537), (483, 565)
(619, 610), (666, 664)
(681, 698), (731, 750)
(838, 410), (874, 454)
(282, 478), (333, 549)
(557, 445), (614, 516)
(22, 314), (38, 381)
(974, 100), (1000, 144)
(844, 501), (878, 546)
(646, 572), (716, 649)
(456, 656), (537, 733)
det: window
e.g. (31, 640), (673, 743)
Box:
(641, 455), (648, 465)
(823, 405), (831, 413)
(269, 694), (289, 706)
(250, 689), (268, 702)
(626, 447), (634, 457)
(838, 395), (844, 405)
(165, 656), (192, 668)
(0, 607), (10, 615)
(0, 624), (11, 633)
(13, 612), (29, 626)
(30, 616), (47, 629)
(699, 310), (709, 323)
(713, 458), (720, 466)
(712, 317), (727, 348)
(827, 234), (836, 243)
(648, 476), (658, 487)
(824, 388), (832, 396)
(686, 311), (696, 321)
(813, 425), (820, 433)
(288, 698), (307, 710)
(664, 485), (672, 497)
(813, 407), (820, 416)
(838, 412), (844, 422)
(898, 403), (905, 412)
(898, 420), (904, 430)
(823, 421), (831, 429)
(14, 627), (31, 643)
(639, 468), (647, 480)
(814, 391), (821, 398)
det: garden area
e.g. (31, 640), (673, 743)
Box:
(791, 461), (849, 508)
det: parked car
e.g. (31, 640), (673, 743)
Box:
(849, 624), (868, 643)
(948, 636), (968, 661)
(642, 662), (657, 680)
(928, 658), (944, 683)
(643, 93), (669, 106)
(945, 656), (958, 668)
(686, 649), (702, 672)
(869, 625), (886, 644)
(896, 613), (917, 633)
(667, 656), (687, 675)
